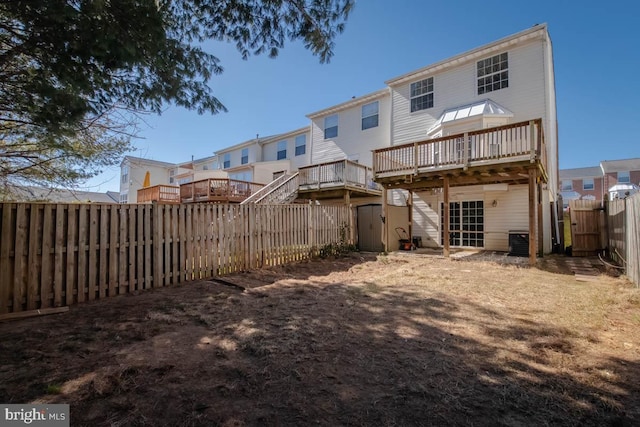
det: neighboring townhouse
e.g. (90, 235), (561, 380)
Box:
(560, 158), (640, 205)
(601, 158), (640, 200)
(120, 156), (175, 203)
(560, 166), (604, 206)
(307, 89), (390, 167)
(173, 155), (224, 185)
(372, 24), (559, 259)
(218, 126), (311, 184)
(261, 127), (311, 171)
(298, 90), (389, 206)
(121, 155), (227, 203)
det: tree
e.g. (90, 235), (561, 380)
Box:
(0, 0), (353, 193)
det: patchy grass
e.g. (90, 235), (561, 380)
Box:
(0, 252), (639, 426)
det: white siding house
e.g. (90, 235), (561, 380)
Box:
(374, 24), (559, 256)
(307, 89), (390, 168)
(261, 126), (311, 170)
(119, 156), (174, 203)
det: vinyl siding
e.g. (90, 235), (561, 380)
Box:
(411, 184), (530, 251)
(252, 161), (291, 183)
(391, 38), (548, 146)
(262, 131), (310, 170)
(310, 94), (390, 167)
(122, 163), (171, 203)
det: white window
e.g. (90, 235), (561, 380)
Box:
(324, 114), (338, 139)
(119, 193), (128, 204)
(121, 165), (129, 184)
(477, 52), (508, 95)
(223, 153), (231, 168)
(618, 171), (630, 183)
(362, 101), (379, 130)
(241, 148), (249, 165)
(277, 140), (287, 160)
(583, 178), (594, 190)
(295, 135), (306, 156)
(561, 180), (573, 191)
(169, 168), (176, 184)
(410, 78), (433, 112)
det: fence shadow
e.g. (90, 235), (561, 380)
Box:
(0, 257), (638, 426)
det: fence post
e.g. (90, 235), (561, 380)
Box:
(152, 202), (162, 287)
(308, 201), (314, 256)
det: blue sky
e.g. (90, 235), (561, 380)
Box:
(86, 0), (640, 192)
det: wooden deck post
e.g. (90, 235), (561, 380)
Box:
(528, 168), (537, 265)
(538, 181), (544, 258)
(529, 120), (536, 160)
(344, 190), (351, 206)
(407, 191), (413, 243)
(443, 176), (450, 258)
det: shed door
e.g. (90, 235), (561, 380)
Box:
(357, 205), (383, 252)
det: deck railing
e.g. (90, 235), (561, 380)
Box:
(180, 178), (264, 203)
(242, 173), (300, 204)
(137, 185), (180, 203)
(299, 159), (381, 191)
(373, 119), (546, 176)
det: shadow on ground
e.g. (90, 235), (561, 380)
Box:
(0, 252), (638, 426)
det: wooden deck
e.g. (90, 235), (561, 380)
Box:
(373, 119), (549, 265)
(179, 178), (264, 203)
(137, 185), (180, 204)
(298, 159), (382, 201)
(373, 119), (548, 190)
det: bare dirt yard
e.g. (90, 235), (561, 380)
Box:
(1, 251), (639, 426)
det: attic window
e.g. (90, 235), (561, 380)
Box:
(477, 52), (508, 95)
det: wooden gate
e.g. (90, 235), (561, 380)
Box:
(569, 200), (605, 256)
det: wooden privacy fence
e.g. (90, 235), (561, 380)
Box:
(0, 203), (354, 315)
(607, 194), (640, 287)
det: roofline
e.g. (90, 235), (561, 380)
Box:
(385, 24), (549, 86)
(263, 126), (310, 143)
(176, 154), (218, 168)
(121, 155), (175, 168)
(214, 126), (310, 154)
(600, 158), (640, 172)
(558, 166), (603, 180)
(214, 134), (281, 155)
(306, 88), (390, 119)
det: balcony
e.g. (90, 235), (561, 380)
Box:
(298, 159), (382, 201)
(179, 178), (265, 203)
(373, 119), (548, 190)
(137, 185), (180, 204)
